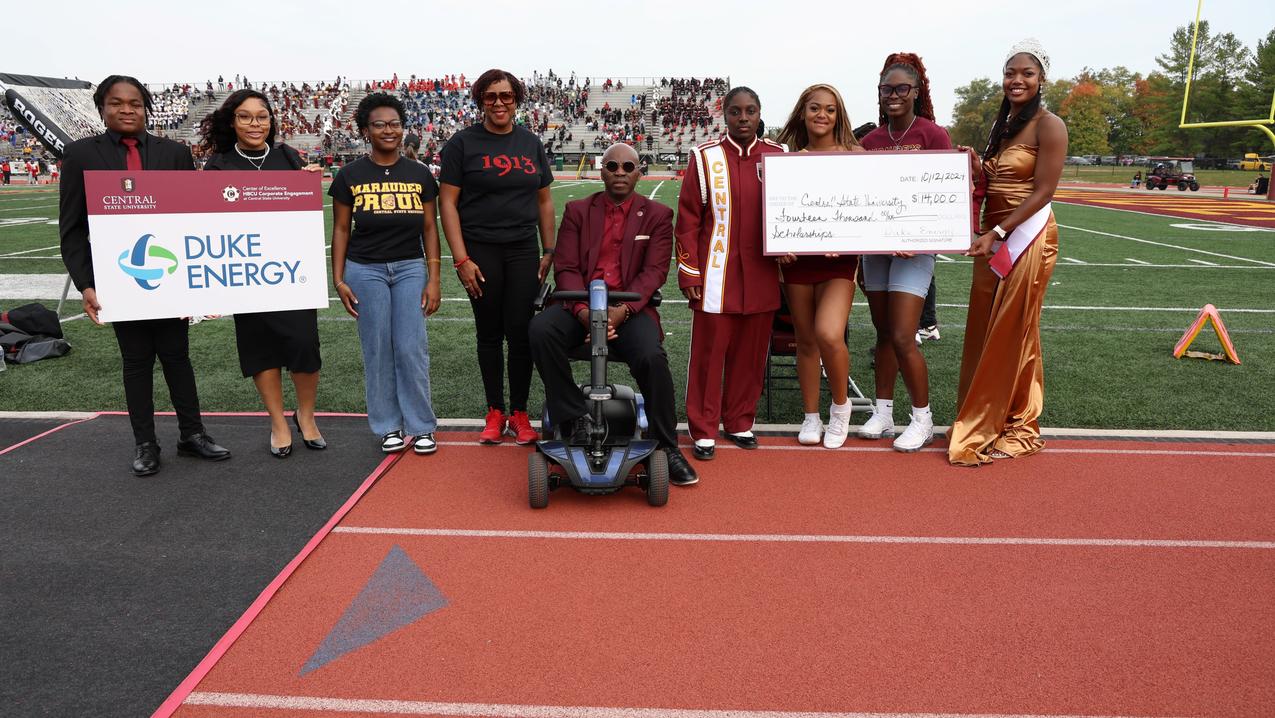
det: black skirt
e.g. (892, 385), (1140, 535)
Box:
(233, 309), (321, 377)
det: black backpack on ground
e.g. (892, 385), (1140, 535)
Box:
(0, 303), (71, 365)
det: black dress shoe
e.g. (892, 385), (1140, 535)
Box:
(132, 441), (160, 477)
(692, 443), (715, 461)
(665, 448), (699, 486)
(293, 413), (327, 450)
(176, 432), (231, 461)
(723, 432), (759, 449)
(270, 440), (292, 459)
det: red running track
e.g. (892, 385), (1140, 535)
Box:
(171, 436), (1275, 718)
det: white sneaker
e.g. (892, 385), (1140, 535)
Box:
(413, 433), (438, 455)
(798, 415), (823, 445)
(917, 325), (941, 342)
(893, 415), (934, 453)
(823, 407), (852, 449)
(857, 411), (895, 439)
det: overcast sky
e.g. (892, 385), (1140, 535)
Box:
(22, 0), (1275, 128)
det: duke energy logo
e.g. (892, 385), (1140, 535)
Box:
(118, 234), (179, 290)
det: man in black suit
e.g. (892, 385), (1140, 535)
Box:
(60, 75), (230, 476)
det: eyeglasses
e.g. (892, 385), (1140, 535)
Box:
(604, 160), (636, 173)
(878, 84), (915, 98)
(482, 91), (516, 106)
(234, 113), (271, 126)
(369, 120), (403, 131)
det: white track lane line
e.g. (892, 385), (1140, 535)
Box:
(1059, 223), (1275, 267)
(433, 440), (1275, 458)
(182, 691), (1211, 718)
(331, 527), (1275, 551)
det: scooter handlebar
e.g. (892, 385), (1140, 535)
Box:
(551, 290), (642, 303)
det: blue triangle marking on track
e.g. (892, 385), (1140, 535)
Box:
(300, 544), (448, 676)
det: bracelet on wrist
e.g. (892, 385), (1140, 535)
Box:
(542, 247), (555, 256)
(453, 256), (471, 269)
(991, 224), (1008, 240)
(427, 259), (442, 264)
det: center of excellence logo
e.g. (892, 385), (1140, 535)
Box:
(117, 233), (179, 290)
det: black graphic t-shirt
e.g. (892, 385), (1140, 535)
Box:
(439, 124), (552, 244)
(329, 156), (439, 263)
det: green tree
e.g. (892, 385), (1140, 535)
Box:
(1059, 81), (1111, 155)
(948, 78), (1002, 149)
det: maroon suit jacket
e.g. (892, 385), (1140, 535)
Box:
(553, 191), (673, 324)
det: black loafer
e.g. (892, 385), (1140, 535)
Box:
(132, 441), (160, 476)
(665, 448), (699, 486)
(723, 432), (759, 449)
(176, 432), (231, 461)
(293, 414), (327, 450)
(692, 443), (715, 461)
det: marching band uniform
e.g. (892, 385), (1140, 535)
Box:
(675, 134), (785, 446)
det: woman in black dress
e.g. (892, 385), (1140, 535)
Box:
(198, 89), (325, 457)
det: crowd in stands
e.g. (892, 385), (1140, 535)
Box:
(148, 86), (191, 131)
(5, 73), (731, 161)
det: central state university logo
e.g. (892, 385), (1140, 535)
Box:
(121, 177), (135, 193)
(117, 233), (179, 290)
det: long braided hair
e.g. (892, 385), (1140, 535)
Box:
(877, 53), (935, 127)
(982, 53), (1045, 161)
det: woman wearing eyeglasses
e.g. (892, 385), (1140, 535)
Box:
(199, 89), (325, 458)
(439, 68), (555, 446)
(330, 92), (444, 455)
(856, 53), (952, 453)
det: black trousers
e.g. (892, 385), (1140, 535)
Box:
(112, 319), (204, 444)
(529, 305), (678, 450)
(466, 239), (540, 413)
(919, 276), (938, 328)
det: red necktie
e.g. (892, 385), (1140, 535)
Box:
(120, 137), (141, 171)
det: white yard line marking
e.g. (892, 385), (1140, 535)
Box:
(648, 180), (665, 200)
(934, 254), (955, 262)
(1187, 258), (1219, 266)
(185, 692), (1178, 718)
(332, 527), (1275, 550)
(1062, 257), (1087, 264)
(0, 244), (59, 257)
(0, 204), (56, 213)
(1059, 223), (1275, 267)
(1124, 257), (1150, 265)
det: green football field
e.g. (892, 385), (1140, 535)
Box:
(1, 179), (1272, 431)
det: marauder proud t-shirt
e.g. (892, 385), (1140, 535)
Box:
(329, 156), (439, 263)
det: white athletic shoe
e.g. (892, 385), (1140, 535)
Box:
(798, 415), (823, 445)
(893, 415), (934, 453)
(823, 407), (852, 449)
(857, 410), (895, 439)
(917, 325), (941, 342)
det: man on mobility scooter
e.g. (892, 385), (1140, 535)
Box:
(529, 143), (698, 492)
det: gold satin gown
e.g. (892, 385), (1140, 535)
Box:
(948, 144), (1059, 466)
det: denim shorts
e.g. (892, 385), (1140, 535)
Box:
(860, 254), (936, 298)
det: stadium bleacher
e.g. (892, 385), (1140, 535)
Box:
(5, 72), (728, 165)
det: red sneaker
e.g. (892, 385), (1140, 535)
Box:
(479, 407), (507, 444)
(508, 410), (539, 445)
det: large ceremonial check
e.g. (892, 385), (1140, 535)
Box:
(85, 170), (327, 323)
(763, 150), (972, 255)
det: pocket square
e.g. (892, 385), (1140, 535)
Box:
(635, 235), (650, 241)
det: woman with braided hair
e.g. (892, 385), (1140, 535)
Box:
(948, 39), (1068, 467)
(856, 53), (952, 453)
